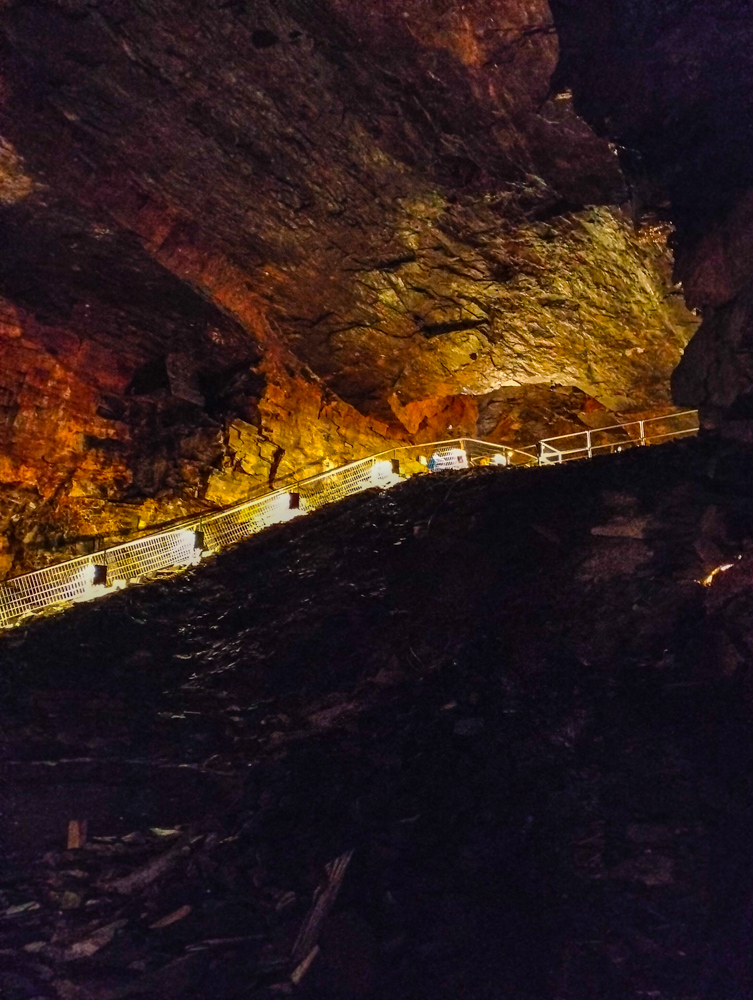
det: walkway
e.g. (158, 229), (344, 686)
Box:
(0, 409), (699, 629)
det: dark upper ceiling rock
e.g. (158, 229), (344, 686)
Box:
(551, 0), (753, 233)
(550, 0), (753, 431)
(0, 0), (702, 574)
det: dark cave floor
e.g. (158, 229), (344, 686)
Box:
(2, 438), (753, 999)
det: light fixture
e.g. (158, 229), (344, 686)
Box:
(175, 528), (205, 566)
(369, 460), (402, 488)
(265, 491), (305, 524)
(72, 562), (109, 602)
(700, 562), (735, 587)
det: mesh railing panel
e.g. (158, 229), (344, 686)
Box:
(0, 416), (699, 628)
(103, 528), (201, 581)
(297, 456), (378, 511)
(0, 555), (96, 620)
(203, 505), (261, 550)
(203, 491), (304, 549)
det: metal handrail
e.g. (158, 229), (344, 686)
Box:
(537, 410), (699, 464)
(0, 413), (699, 628)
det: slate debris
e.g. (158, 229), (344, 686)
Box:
(1, 439), (753, 997)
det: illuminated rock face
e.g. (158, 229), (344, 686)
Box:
(205, 374), (415, 505)
(0, 0), (705, 575)
(0, 291), (239, 576)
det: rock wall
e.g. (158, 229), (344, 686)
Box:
(0, 0), (702, 576)
(206, 374), (414, 506)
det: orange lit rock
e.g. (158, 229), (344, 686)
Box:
(389, 394), (479, 441)
(206, 373), (410, 504)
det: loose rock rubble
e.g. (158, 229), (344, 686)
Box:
(2, 437), (753, 997)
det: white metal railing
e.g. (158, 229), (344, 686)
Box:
(0, 412), (698, 629)
(536, 410), (699, 465)
(0, 438), (532, 628)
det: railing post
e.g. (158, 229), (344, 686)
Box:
(586, 430), (592, 459)
(639, 420), (645, 446)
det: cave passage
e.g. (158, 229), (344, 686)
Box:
(0, 0), (703, 580)
(2, 0), (753, 997)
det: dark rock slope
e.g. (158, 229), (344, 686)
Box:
(2, 438), (753, 997)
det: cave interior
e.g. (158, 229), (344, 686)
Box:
(2, 1), (753, 997)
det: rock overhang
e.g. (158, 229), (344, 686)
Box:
(0, 0), (733, 575)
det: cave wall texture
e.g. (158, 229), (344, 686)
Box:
(2, 0), (743, 576)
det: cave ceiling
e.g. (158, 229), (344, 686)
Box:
(3, 0), (744, 575)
